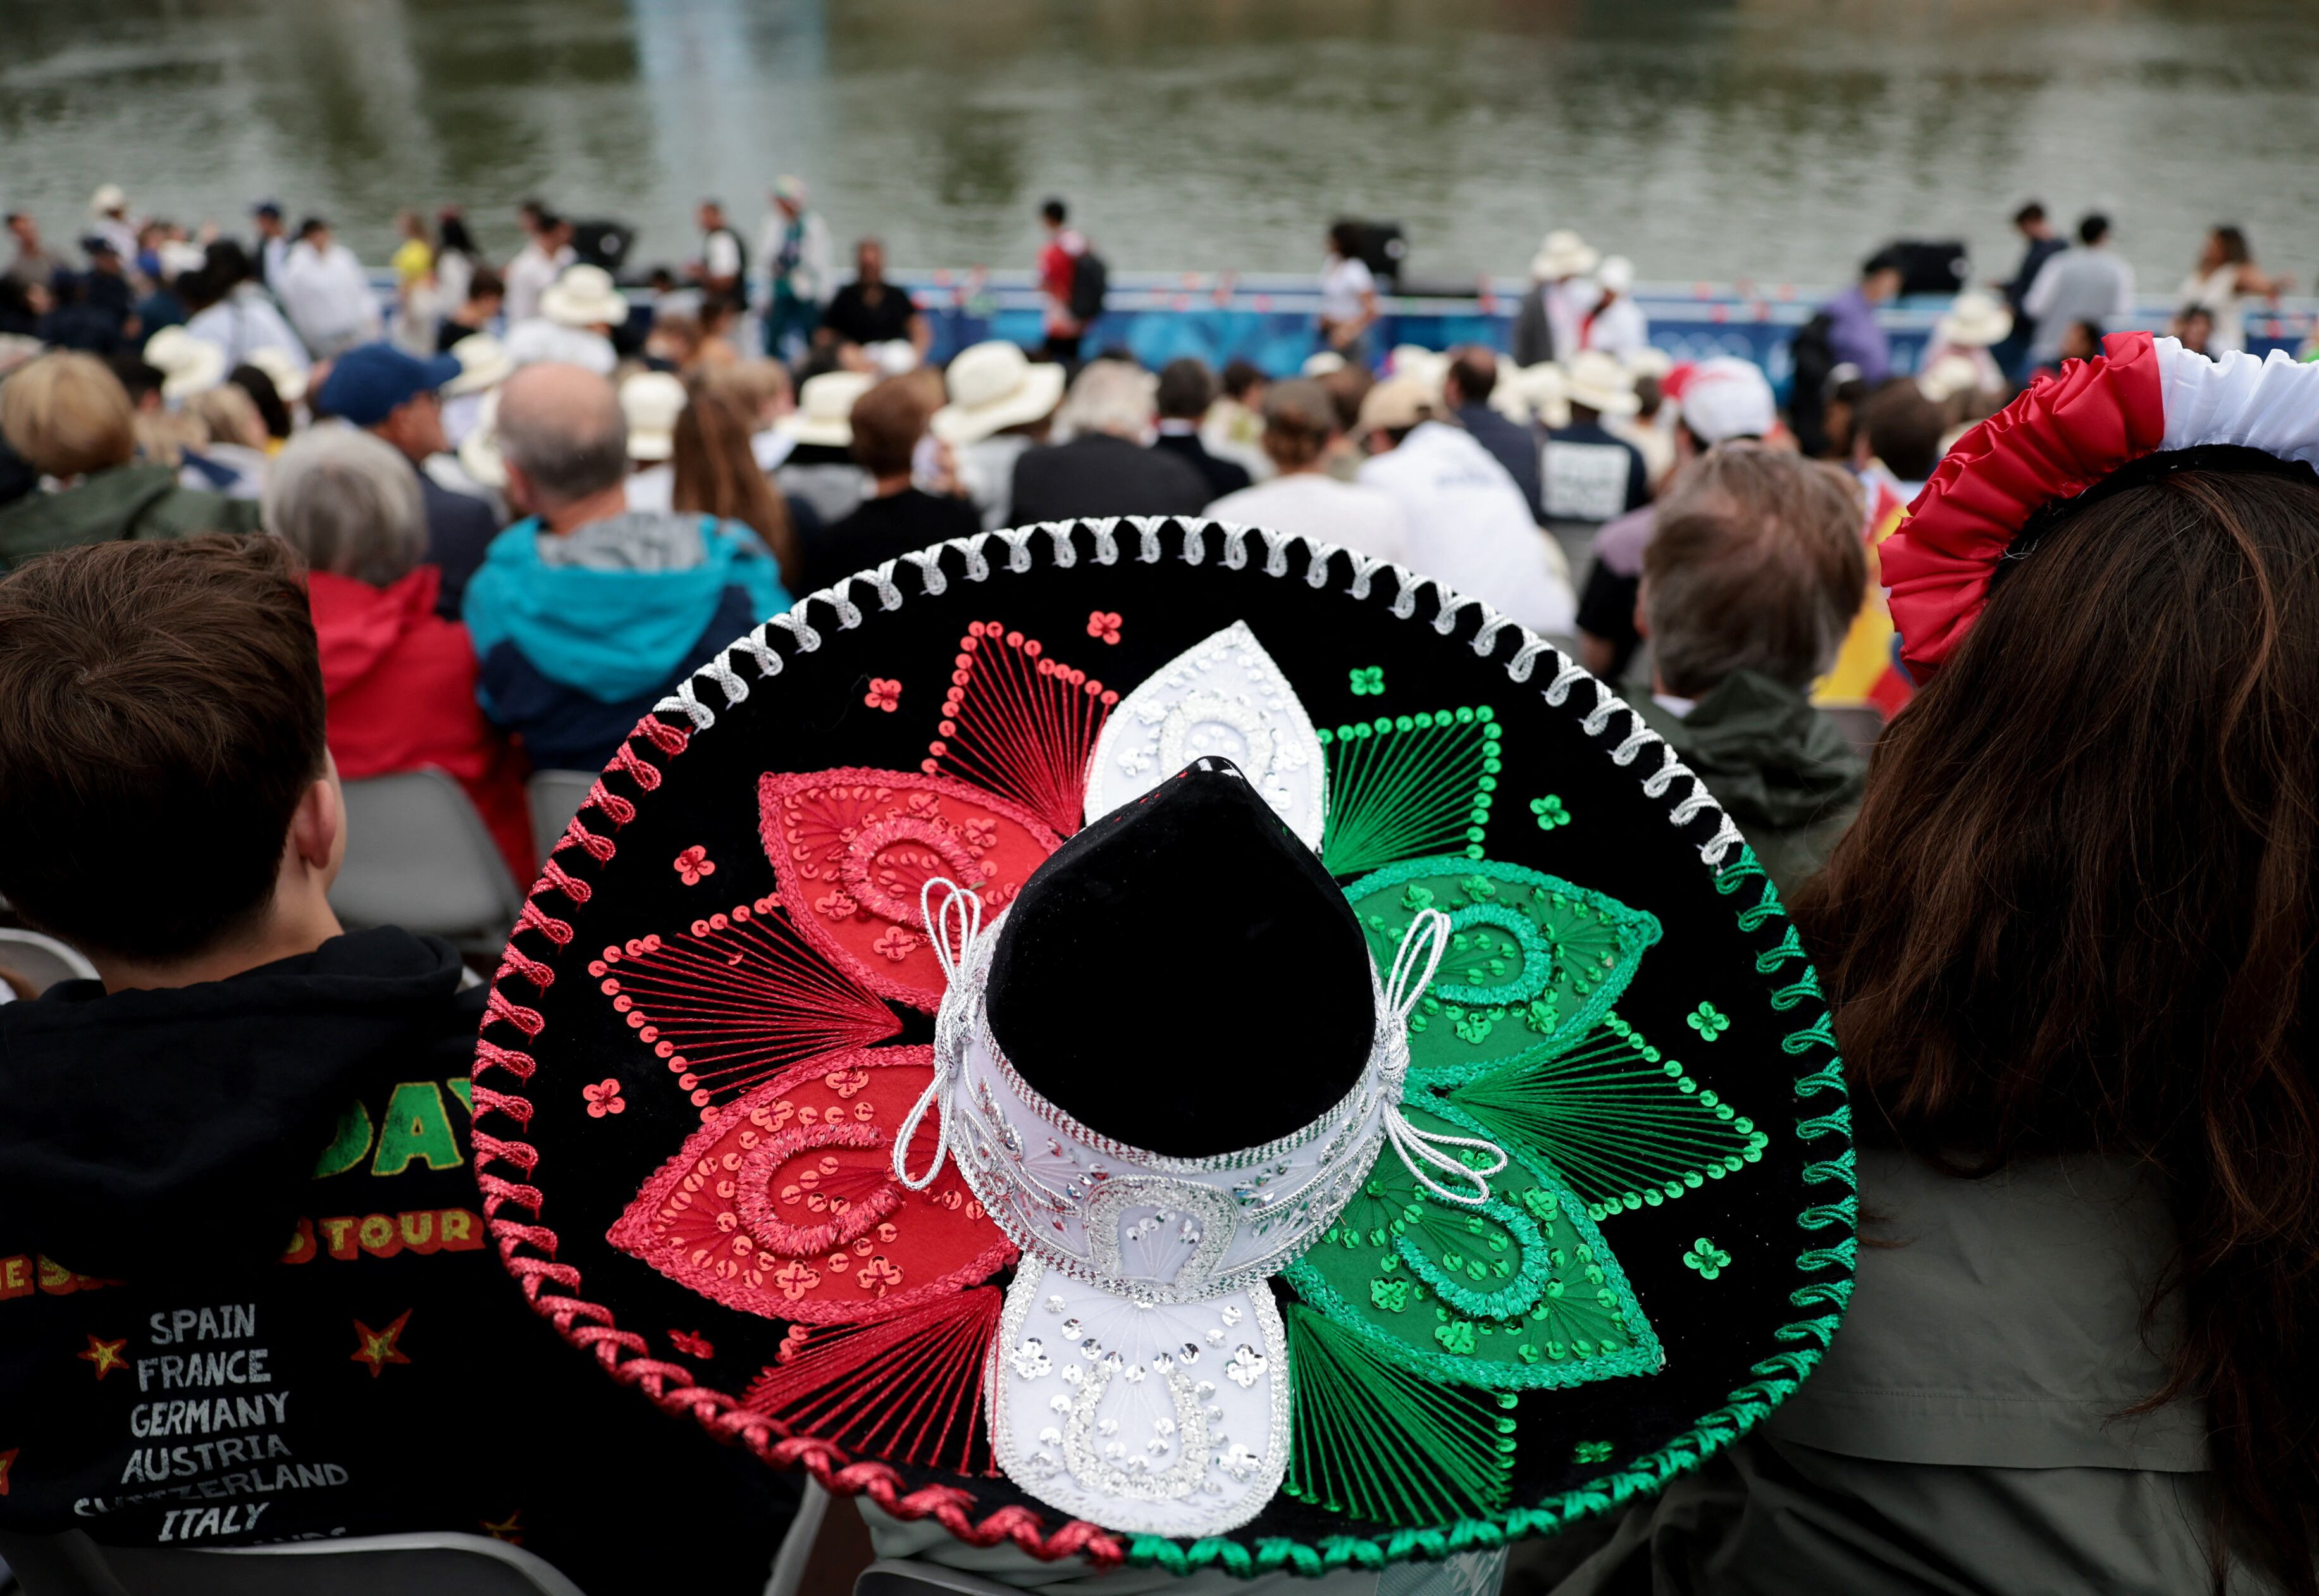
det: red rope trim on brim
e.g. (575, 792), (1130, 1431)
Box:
(1882, 330), (2165, 678)
(469, 708), (1123, 1566)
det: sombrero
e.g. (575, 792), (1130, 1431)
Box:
(472, 516), (1857, 1573)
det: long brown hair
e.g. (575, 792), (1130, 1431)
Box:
(672, 379), (799, 591)
(1793, 466), (2319, 1592)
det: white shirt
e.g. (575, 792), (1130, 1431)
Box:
(502, 240), (575, 326)
(1543, 278), (1601, 361)
(185, 285), (310, 371)
(1206, 472), (1409, 566)
(702, 228), (743, 282)
(275, 241), (379, 350)
(2179, 264), (2248, 354)
(1318, 256), (1375, 325)
(2022, 247), (2137, 362)
(1357, 423), (1576, 636)
(1581, 295), (1649, 359)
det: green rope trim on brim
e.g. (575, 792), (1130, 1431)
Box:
(1123, 846), (1858, 1576)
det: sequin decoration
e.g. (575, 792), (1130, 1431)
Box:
(925, 620), (1117, 838)
(757, 768), (1062, 1011)
(607, 1046), (1017, 1325)
(1319, 707), (1500, 875)
(1344, 857), (1660, 1087)
(1283, 1099), (1659, 1391)
(1084, 621), (1328, 850)
(990, 1258), (1290, 1538)
(741, 1286), (1003, 1473)
(1444, 1013), (1769, 1223)
(590, 900), (903, 1113)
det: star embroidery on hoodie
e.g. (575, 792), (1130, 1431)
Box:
(479, 1510), (524, 1543)
(77, 1334), (128, 1381)
(0, 1447), (16, 1496)
(350, 1310), (414, 1378)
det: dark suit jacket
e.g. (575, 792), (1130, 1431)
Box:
(1152, 430), (1251, 504)
(1455, 402), (1544, 522)
(1010, 433), (1211, 524)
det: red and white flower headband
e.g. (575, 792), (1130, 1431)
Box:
(1884, 333), (2319, 679)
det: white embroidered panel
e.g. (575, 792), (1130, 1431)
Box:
(1084, 621), (1327, 849)
(991, 1258), (1290, 1538)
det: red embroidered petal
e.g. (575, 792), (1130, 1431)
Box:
(925, 619), (1116, 836)
(606, 1046), (1015, 1325)
(758, 769), (1061, 1011)
(742, 1286), (1002, 1475)
(593, 899), (903, 1113)
(1884, 331), (2166, 677)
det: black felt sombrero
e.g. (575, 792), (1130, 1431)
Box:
(473, 518), (1857, 1574)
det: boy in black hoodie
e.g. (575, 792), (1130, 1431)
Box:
(0, 536), (794, 1588)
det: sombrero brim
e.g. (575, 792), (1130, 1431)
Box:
(473, 517), (1856, 1573)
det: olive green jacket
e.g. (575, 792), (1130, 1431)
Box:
(0, 463), (263, 571)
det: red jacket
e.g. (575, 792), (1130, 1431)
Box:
(309, 566), (533, 887)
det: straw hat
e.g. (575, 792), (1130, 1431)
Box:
(540, 264), (631, 330)
(621, 371), (689, 462)
(457, 388), (507, 490)
(1562, 350), (1640, 418)
(1353, 374), (1440, 436)
(1301, 350), (1347, 378)
(1529, 229), (1599, 281)
(443, 332), (512, 398)
(142, 326), (226, 404)
(777, 370), (876, 448)
(243, 345), (308, 407)
(1516, 362), (1571, 429)
(1934, 290), (2013, 350)
(931, 341), (1067, 447)
(1387, 344), (1450, 399)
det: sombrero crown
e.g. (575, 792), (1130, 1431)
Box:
(474, 521), (1854, 1573)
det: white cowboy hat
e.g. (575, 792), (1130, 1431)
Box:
(777, 369), (876, 448)
(142, 326), (226, 404)
(540, 264), (631, 329)
(621, 370), (689, 462)
(89, 184), (127, 215)
(1530, 229), (1599, 281)
(1934, 290), (2013, 350)
(1562, 350), (1640, 418)
(1597, 255), (1636, 296)
(1488, 364), (1533, 424)
(1387, 343), (1449, 399)
(1917, 353), (1989, 407)
(458, 388), (507, 490)
(443, 332), (512, 397)
(1516, 362), (1572, 429)
(1300, 350), (1346, 378)
(243, 345), (308, 407)
(931, 341), (1066, 446)
(156, 241), (207, 281)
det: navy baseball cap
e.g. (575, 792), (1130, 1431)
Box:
(316, 343), (461, 427)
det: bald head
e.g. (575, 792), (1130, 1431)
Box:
(497, 362), (628, 510)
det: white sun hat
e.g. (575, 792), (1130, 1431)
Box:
(777, 369), (877, 448)
(443, 332), (512, 398)
(1934, 290), (2013, 350)
(1301, 350), (1347, 378)
(1530, 229), (1600, 281)
(458, 388), (507, 490)
(621, 370), (689, 462)
(142, 326), (226, 404)
(243, 344), (308, 407)
(931, 341), (1067, 447)
(1387, 344), (1450, 400)
(1517, 362), (1572, 429)
(1597, 255), (1636, 296)
(89, 184), (127, 215)
(1917, 353), (1988, 407)
(540, 264), (631, 329)
(1562, 349), (1641, 418)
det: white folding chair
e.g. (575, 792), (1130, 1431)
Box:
(332, 769), (525, 955)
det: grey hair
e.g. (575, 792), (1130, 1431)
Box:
(495, 364), (629, 506)
(262, 423), (429, 585)
(1052, 360), (1156, 443)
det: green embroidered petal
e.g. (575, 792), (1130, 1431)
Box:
(1444, 1011), (1771, 1222)
(1343, 855), (1661, 1087)
(1282, 1304), (1520, 1526)
(1318, 707), (1501, 875)
(1284, 1099), (1660, 1391)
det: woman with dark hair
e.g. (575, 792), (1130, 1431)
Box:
(435, 207), (479, 309)
(1316, 220), (1378, 364)
(2180, 224), (2293, 357)
(183, 238), (309, 374)
(1538, 334), (2319, 1594)
(672, 379), (801, 593)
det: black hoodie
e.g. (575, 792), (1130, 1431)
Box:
(0, 927), (792, 1587)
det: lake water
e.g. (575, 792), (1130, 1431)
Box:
(4, 0), (2316, 294)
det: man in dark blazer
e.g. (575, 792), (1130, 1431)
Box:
(1011, 359), (1210, 524)
(1150, 358), (1251, 504)
(1442, 347), (1544, 523)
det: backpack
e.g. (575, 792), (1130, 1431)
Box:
(1785, 311), (1838, 458)
(1068, 249), (1108, 325)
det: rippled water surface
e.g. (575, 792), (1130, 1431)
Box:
(4, 0), (2315, 289)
